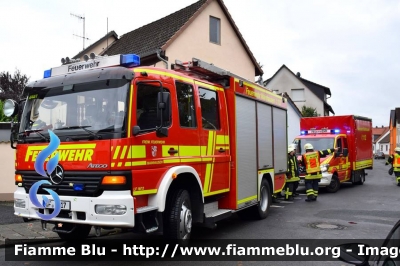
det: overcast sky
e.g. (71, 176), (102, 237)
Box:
(1, 0), (399, 127)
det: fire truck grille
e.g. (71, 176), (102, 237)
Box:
(21, 173), (103, 197)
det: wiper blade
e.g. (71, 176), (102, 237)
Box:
(22, 129), (49, 142)
(55, 126), (101, 139)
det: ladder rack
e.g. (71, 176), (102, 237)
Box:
(171, 58), (231, 87)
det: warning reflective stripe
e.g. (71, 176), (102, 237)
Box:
(208, 131), (217, 192)
(133, 189), (157, 196)
(216, 135), (225, 145)
(164, 159), (180, 164)
(120, 146), (128, 159)
(134, 69), (193, 84)
(237, 195), (257, 205)
(179, 146), (202, 156)
(113, 146), (121, 160)
(129, 145), (146, 159)
(127, 84), (133, 137)
(181, 158), (202, 163)
(203, 131), (215, 193)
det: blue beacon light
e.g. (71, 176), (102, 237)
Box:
(43, 69), (52, 78)
(120, 54), (140, 67)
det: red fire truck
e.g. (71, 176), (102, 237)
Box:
(3, 54), (288, 240)
(293, 115), (373, 193)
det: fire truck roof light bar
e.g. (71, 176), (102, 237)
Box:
(44, 53), (140, 78)
(301, 128), (341, 135)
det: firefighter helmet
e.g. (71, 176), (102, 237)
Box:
(304, 143), (313, 151)
(288, 144), (296, 153)
(395, 147), (400, 152)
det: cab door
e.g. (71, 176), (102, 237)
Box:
(174, 81), (202, 176)
(335, 136), (350, 181)
(195, 82), (230, 196)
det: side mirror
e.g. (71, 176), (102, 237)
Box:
(132, 125), (140, 136)
(157, 92), (171, 122)
(3, 99), (19, 117)
(336, 243), (369, 265)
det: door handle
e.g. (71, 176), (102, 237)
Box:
(168, 148), (178, 154)
(218, 148), (226, 153)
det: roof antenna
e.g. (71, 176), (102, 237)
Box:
(71, 13), (90, 50)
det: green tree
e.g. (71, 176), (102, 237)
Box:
(301, 105), (320, 117)
(0, 69), (29, 102)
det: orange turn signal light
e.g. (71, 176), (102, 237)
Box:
(15, 174), (22, 182)
(102, 176), (126, 185)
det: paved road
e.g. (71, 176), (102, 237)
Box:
(1, 158), (399, 265)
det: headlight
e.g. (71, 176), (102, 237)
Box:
(15, 199), (26, 208)
(320, 164), (329, 172)
(95, 204), (127, 215)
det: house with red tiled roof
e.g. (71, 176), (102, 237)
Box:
(72, 0), (262, 81)
(372, 125), (389, 154)
(374, 127), (390, 155)
(263, 65), (334, 117)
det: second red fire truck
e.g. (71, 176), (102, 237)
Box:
(4, 53), (288, 240)
(293, 115), (373, 193)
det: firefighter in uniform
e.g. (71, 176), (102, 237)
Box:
(386, 147), (400, 186)
(284, 144), (300, 201)
(301, 143), (338, 202)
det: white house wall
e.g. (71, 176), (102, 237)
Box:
(156, 0), (255, 81)
(266, 68), (324, 116)
(287, 103), (301, 144)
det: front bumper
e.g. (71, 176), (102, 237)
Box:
(13, 188), (135, 227)
(298, 172), (333, 187)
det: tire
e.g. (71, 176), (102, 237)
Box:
(326, 175), (340, 193)
(353, 170), (365, 185)
(237, 179), (271, 220)
(164, 189), (192, 240)
(255, 179), (271, 219)
(56, 224), (92, 240)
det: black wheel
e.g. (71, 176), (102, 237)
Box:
(56, 224), (92, 240)
(164, 189), (192, 240)
(353, 170), (365, 185)
(326, 175), (340, 193)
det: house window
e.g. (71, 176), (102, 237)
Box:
(291, 89), (305, 102)
(386, 145), (388, 151)
(210, 16), (221, 44)
(380, 145), (383, 151)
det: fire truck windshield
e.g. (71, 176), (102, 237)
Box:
(294, 137), (335, 155)
(20, 79), (129, 141)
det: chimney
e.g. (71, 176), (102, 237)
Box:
(382, 125), (383, 128)
(296, 72), (301, 77)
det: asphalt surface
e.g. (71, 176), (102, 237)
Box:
(1, 158), (399, 266)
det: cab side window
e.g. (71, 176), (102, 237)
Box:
(176, 82), (196, 128)
(198, 87), (220, 130)
(136, 84), (171, 130)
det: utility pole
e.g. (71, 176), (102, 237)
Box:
(71, 13), (89, 50)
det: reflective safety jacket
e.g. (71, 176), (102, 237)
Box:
(388, 153), (400, 172)
(287, 154), (300, 182)
(302, 148), (335, 180)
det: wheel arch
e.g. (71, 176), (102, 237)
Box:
(148, 166), (204, 222)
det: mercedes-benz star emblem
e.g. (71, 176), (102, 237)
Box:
(50, 165), (64, 185)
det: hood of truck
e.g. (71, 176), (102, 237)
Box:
(16, 140), (111, 171)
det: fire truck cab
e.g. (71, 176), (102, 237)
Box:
(4, 53), (288, 241)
